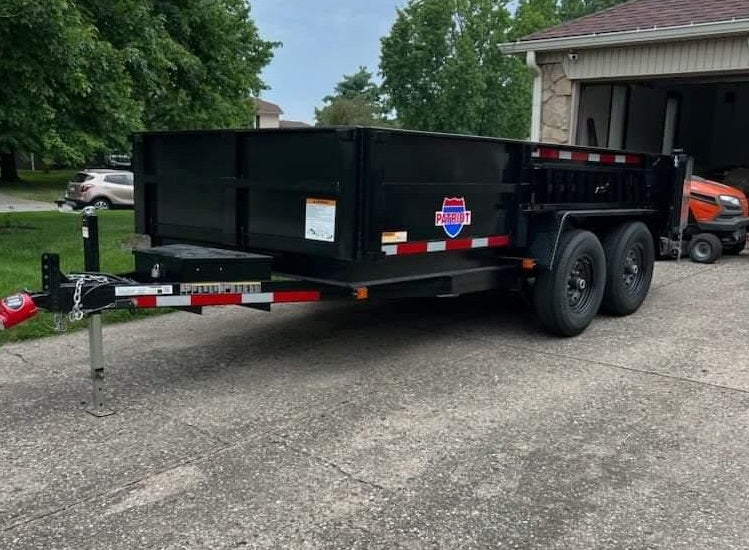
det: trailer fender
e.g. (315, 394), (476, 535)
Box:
(525, 213), (570, 270)
(527, 209), (660, 270)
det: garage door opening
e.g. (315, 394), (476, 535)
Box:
(576, 78), (749, 187)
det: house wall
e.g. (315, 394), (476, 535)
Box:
(534, 36), (749, 146)
(257, 113), (280, 129)
(562, 37), (749, 80)
(538, 53), (574, 144)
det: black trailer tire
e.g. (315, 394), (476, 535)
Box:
(689, 233), (722, 264)
(724, 229), (746, 255)
(534, 229), (606, 337)
(601, 222), (655, 316)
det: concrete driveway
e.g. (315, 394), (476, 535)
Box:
(2, 257), (749, 549)
(0, 192), (56, 213)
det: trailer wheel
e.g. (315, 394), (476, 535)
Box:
(601, 222), (655, 316)
(534, 229), (606, 337)
(689, 233), (722, 264)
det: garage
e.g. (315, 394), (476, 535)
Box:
(501, 0), (749, 186)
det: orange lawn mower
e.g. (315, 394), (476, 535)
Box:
(683, 176), (749, 263)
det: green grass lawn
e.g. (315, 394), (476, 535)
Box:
(2, 169), (77, 202)
(0, 210), (165, 344)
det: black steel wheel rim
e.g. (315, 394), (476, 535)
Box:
(622, 244), (645, 293)
(567, 255), (595, 313)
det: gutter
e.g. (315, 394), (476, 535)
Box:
(500, 18), (749, 54)
(527, 51), (542, 142)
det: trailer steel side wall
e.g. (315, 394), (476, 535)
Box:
(134, 127), (683, 283)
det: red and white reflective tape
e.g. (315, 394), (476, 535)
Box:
(132, 290), (321, 308)
(382, 235), (511, 256)
(532, 147), (642, 166)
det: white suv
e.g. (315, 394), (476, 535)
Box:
(60, 169), (134, 209)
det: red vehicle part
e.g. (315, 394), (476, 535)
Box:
(0, 293), (38, 330)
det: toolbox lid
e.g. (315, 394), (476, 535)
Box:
(135, 244), (270, 262)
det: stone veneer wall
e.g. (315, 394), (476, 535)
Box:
(539, 58), (573, 144)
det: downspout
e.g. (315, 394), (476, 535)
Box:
(527, 50), (542, 142)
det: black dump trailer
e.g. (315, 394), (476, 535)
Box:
(128, 126), (688, 336)
(0, 127), (690, 412)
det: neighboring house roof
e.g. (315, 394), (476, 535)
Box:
(279, 120), (311, 128)
(254, 98), (283, 115)
(502, 0), (749, 53)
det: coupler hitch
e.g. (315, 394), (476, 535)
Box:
(0, 293), (38, 330)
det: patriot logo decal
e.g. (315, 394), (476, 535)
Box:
(435, 197), (472, 238)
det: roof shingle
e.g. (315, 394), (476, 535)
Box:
(522, 0), (749, 41)
(254, 98), (283, 115)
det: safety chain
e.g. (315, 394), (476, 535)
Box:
(67, 274), (112, 322)
(69, 278), (85, 321)
(53, 313), (68, 333)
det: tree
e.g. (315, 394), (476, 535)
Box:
(324, 66), (384, 111)
(0, 0), (139, 181)
(380, 0), (530, 138)
(0, 0), (277, 182)
(315, 97), (379, 126)
(512, 0), (559, 40)
(142, 0), (277, 129)
(315, 66), (389, 126)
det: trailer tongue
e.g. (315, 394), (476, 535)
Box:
(1, 127), (691, 412)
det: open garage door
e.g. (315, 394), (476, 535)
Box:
(576, 77), (749, 189)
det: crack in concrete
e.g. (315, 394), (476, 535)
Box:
(147, 408), (231, 447)
(1, 400), (358, 534)
(651, 266), (716, 289)
(0, 444), (228, 534)
(1, 350), (29, 365)
(494, 340), (749, 398)
(271, 435), (392, 494)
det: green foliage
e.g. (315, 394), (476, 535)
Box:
(380, 0), (530, 138)
(378, 0), (630, 139)
(316, 97), (378, 126)
(0, 0), (277, 180)
(315, 67), (390, 126)
(323, 67), (384, 110)
(512, 0), (560, 40)
(0, 0), (140, 168)
(143, 0), (277, 129)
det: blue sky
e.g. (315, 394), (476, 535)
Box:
(250, 0), (407, 124)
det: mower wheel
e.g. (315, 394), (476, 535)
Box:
(689, 233), (722, 264)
